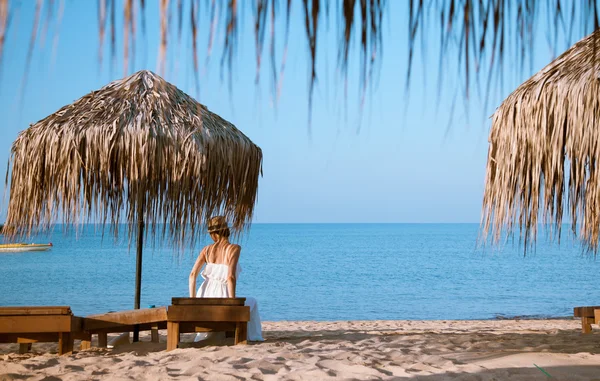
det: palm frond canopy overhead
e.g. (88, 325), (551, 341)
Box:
(3, 1), (599, 124)
(5, 70), (262, 245)
(481, 29), (600, 251)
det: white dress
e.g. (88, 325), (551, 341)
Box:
(195, 262), (264, 341)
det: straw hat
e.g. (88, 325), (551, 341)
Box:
(207, 216), (229, 233)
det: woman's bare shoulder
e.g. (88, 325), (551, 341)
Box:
(229, 243), (241, 254)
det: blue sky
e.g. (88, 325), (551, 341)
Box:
(0, 1), (577, 223)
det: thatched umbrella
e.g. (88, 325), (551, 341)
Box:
(5, 70), (262, 332)
(481, 30), (600, 251)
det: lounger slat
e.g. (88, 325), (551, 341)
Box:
(0, 306), (72, 315)
(0, 315), (72, 333)
(82, 322), (168, 333)
(179, 321), (241, 333)
(574, 306), (600, 317)
(167, 305), (250, 322)
(0, 333), (59, 343)
(83, 307), (168, 330)
(171, 297), (246, 306)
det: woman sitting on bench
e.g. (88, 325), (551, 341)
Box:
(189, 216), (264, 342)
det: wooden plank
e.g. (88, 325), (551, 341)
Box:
(0, 315), (72, 333)
(235, 322), (247, 345)
(581, 317), (594, 334)
(574, 306), (600, 317)
(151, 327), (159, 343)
(167, 305), (250, 322)
(85, 307), (168, 324)
(178, 322), (236, 334)
(58, 332), (73, 355)
(79, 332), (92, 350)
(595, 309), (600, 325)
(83, 307), (168, 331)
(71, 316), (84, 333)
(80, 340), (91, 350)
(166, 321), (179, 351)
(172, 297), (246, 306)
(16, 334), (57, 343)
(0, 333), (58, 343)
(19, 343), (31, 354)
(98, 333), (108, 348)
(0, 306), (72, 316)
(83, 322), (168, 334)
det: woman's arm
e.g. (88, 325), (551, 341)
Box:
(226, 245), (241, 297)
(189, 247), (207, 297)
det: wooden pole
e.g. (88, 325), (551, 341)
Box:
(133, 215), (144, 342)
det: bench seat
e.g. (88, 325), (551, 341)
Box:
(80, 307), (168, 348)
(167, 298), (250, 351)
(79, 298), (250, 351)
(574, 306), (600, 333)
(0, 306), (84, 354)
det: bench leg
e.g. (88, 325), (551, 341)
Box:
(98, 332), (108, 348)
(151, 326), (159, 343)
(167, 322), (180, 351)
(80, 332), (92, 350)
(58, 332), (73, 355)
(18, 343), (32, 354)
(235, 322), (247, 345)
(582, 317), (594, 334)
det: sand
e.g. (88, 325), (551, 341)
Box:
(1, 319), (600, 380)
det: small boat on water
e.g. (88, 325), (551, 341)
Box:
(0, 243), (53, 252)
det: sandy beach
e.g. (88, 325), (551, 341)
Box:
(1, 319), (599, 380)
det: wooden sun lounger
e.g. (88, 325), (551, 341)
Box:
(166, 297), (250, 351)
(574, 306), (600, 333)
(80, 307), (168, 349)
(80, 298), (250, 351)
(0, 306), (84, 355)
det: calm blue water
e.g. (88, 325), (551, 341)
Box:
(1, 224), (598, 320)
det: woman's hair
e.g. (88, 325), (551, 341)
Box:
(211, 227), (231, 238)
(208, 216), (230, 237)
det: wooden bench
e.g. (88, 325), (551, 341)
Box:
(80, 307), (168, 349)
(574, 306), (600, 333)
(79, 298), (250, 351)
(0, 306), (83, 355)
(166, 297), (250, 351)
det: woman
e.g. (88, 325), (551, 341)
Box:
(189, 216), (263, 341)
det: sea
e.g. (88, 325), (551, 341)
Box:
(1, 223), (598, 321)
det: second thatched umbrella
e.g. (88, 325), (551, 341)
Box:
(481, 30), (600, 251)
(5, 70), (262, 319)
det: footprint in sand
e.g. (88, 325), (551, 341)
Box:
(316, 359), (387, 377)
(63, 365), (84, 372)
(22, 358), (59, 371)
(166, 366), (182, 377)
(0, 374), (31, 381)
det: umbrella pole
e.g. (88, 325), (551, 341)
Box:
(133, 215), (144, 342)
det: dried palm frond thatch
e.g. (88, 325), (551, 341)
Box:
(5, 70), (263, 248)
(481, 29), (600, 252)
(3, 1), (599, 126)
